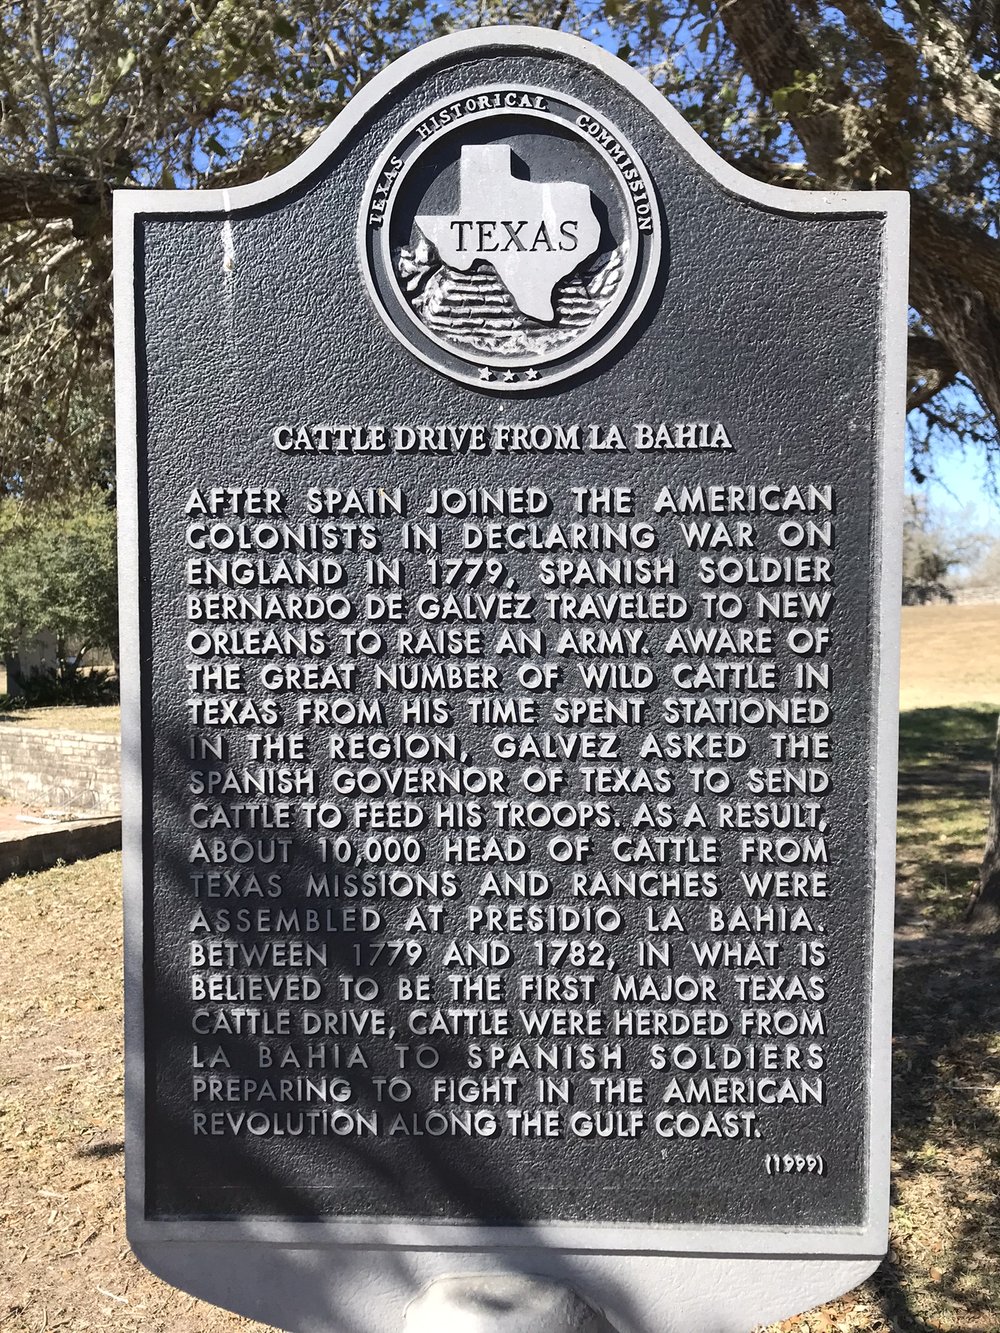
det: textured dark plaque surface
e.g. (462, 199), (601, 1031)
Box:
(117, 26), (906, 1333)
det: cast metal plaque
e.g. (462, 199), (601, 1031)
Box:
(115, 26), (906, 1333)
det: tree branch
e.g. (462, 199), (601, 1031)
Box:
(89, 0), (225, 118)
(910, 250), (1000, 426)
(907, 370), (957, 413)
(0, 238), (89, 320)
(911, 195), (1000, 312)
(718, 0), (854, 182)
(0, 170), (106, 228)
(548, 0), (572, 31)
(906, 335), (959, 411)
(908, 333), (959, 379)
(29, 0), (59, 161)
(899, 0), (1000, 140)
(716, 0), (1000, 432)
(829, 0), (919, 177)
(830, 0), (915, 67)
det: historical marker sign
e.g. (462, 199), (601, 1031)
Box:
(116, 27), (907, 1333)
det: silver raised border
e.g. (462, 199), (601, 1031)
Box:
(115, 23), (906, 1264)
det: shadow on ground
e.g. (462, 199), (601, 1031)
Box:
(868, 705), (999, 1332)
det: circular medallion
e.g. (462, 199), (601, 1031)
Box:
(359, 86), (661, 391)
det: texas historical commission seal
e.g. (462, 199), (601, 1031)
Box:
(359, 86), (661, 390)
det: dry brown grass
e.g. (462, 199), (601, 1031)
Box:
(0, 705), (121, 735)
(900, 602), (1000, 710)
(0, 853), (267, 1332)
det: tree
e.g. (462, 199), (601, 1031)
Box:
(586, 1), (1000, 475)
(969, 714), (1000, 928)
(6, 2), (1000, 497)
(562, 0), (1000, 926)
(612, 2), (1000, 456)
(0, 491), (118, 679)
(901, 494), (990, 604)
(0, 0), (448, 499)
(4, 2), (1000, 912)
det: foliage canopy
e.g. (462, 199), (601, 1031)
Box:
(2, 1), (1000, 496)
(900, 494), (996, 604)
(0, 491), (118, 673)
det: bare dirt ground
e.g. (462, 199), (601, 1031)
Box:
(0, 853), (268, 1333)
(0, 607), (998, 1333)
(0, 803), (41, 836)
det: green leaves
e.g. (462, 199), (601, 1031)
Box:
(0, 492), (118, 661)
(2, 0), (1000, 492)
(272, 15), (297, 42)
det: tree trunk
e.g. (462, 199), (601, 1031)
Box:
(909, 237), (1000, 428)
(968, 712), (1000, 930)
(0, 169), (106, 228)
(718, 0), (1000, 434)
(2, 653), (24, 698)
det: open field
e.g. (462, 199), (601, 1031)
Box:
(1, 603), (998, 1332)
(900, 602), (1000, 710)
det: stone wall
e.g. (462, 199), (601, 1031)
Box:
(0, 817), (122, 880)
(0, 726), (121, 813)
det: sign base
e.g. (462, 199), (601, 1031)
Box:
(404, 1274), (616, 1332)
(132, 1237), (881, 1332)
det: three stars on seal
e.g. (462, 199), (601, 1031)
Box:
(478, 367), (541, 383)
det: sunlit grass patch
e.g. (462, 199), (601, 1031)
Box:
(896, 706), (995, 927)
(0, 703), (120, 733)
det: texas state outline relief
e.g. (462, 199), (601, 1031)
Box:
(416, 145), (601, 321)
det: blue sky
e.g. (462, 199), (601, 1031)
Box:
(918, 448), (1000, 532)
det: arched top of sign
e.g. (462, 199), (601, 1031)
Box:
(114, 26), (907, 395)
(113, 26), (907, 226)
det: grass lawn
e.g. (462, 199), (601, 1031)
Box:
(896, 706), (997, 927)
(0, 605), (998, 1331)
(761, 604), (1000, 1332)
